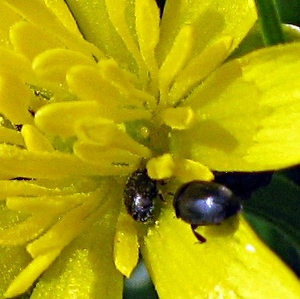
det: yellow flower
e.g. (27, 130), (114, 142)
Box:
(0, 0), (299, 298)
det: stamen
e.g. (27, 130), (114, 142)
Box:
(147, 153), (175, 180)
(173, 159), (214, 182)
(161, 107), (195, 130)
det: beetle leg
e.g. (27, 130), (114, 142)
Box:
(191, 224), (206, 243)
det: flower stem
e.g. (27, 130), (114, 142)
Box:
(254, 0), (286, 46)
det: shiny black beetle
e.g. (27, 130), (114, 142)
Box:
(173, 180), (242, 242)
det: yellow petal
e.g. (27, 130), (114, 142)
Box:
(157, 0), (257, 65)
(0, 47), (34, 81)
(0, 126), (24, 147)
(0, 180), (78, 198)
(74, 143), (142, 168)
(172, 42), (300, 171)
(43, 0), (82, 36)
(159, 24), (195, 102)
(0, 74), (32, 124)
(0, 214), (56, 246)
(4, 0), (102, 59)
(142, 204), (300, 298)
(75, 119), (151, 158)
(26, 191), (99, 258)
(67, 62), (154, 108)
(6, 194), (84, 214)
(169, 36), (233, 104)
(0, 245), (30, 297)
(28, 186), (123, 299)
(62, 0), (136, 72)
(35, 100), (151, 137)
(104, 0), (147, 79)
(135, 0), (160, 88)
(0, 1), (22, 48)
(5, 249), (61, 298)
(35, 101), (103, 136)
(21, 124), (54, 152)
(97, 58), (156, 106)
(0, 144), (135, 179)
(10, 21), (64, 60)
(67, 65), (125, 106)
(114, 208), (139, 278)
(32, 48), (96, 83)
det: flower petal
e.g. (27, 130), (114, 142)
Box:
(4, 0), (102, 59)
(157, 0), (257, 65)
(142, 202), (300, 298)
(27, 187), (123, 299)
(0, 180), (81, 198)
(0, 245), (31, 297)
(26, 191), (100, 258)
(32, 48), (96, 83)
(62, 0), (137, 72)
(168, 36), (233, 104)
(22, 124), (55, 152)
(10, 21), (64, 60)
(0, 73), (32, 124)
(0, 126), (24, 147)
(172, 42), (300, 171)
(43, 0), (82, 36)
(135, 0), (160, 88)
(159, 24), (195, 102)
(114, 207), (139, 278)
(0, 214), (57, 246)
(0, 1), (22, 48)
(0, 144), (135, 179)
(35, 100), (152, 138)
(4, 249), (61, 298)
(0, 47), (34, 81)
(0, 204), (32, 295)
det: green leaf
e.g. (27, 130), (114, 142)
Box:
(254, 0), (285, 45)
(243, 174), (300, 250)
